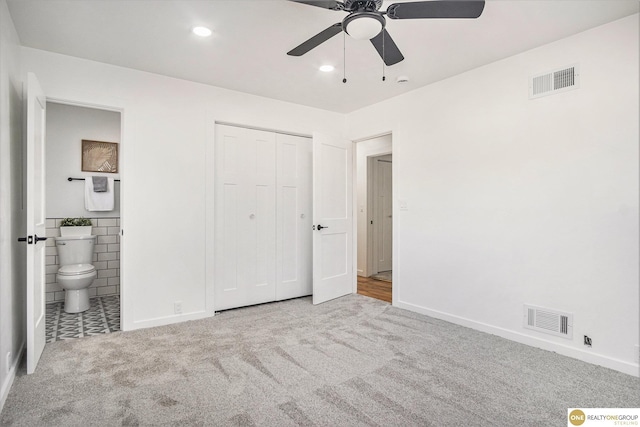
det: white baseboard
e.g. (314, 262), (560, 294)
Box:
(396, 300), (640, 378)
(0, 342), (25, 414)
(124, 310), (214, 331)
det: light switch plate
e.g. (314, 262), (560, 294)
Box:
(399, 200), (408, 211)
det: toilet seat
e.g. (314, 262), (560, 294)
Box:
(57, 264), (96, 276)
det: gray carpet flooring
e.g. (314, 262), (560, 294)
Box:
(1, 294), (638, 426)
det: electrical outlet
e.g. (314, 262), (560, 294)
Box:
(583, 335), (592, 347)
(174, 301), (182, 315)
(5, 352), (11, 374)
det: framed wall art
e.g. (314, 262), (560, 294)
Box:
(81, 140), (118, 173)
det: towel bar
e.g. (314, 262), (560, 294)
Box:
(68, 177), (121, 182)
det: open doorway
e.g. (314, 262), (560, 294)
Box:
(355, 135), (392, 303)
(44, 102), (122, 342)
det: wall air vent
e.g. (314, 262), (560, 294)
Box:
(523, 305), (573, 339)
(529, 64), (580, 99)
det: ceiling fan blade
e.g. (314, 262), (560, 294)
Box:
(386, 0), (485, 20)
(289, 0), (344, 11)
(370, 29), (404, 66)
(287, 23), (343, 56)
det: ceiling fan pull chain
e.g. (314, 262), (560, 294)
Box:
(343, 32), (347, 83)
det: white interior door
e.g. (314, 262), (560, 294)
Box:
(214, 125), (277, 311)
(312, 132), (353, 304)
(373, 155), (392, 273)
(25, 72), (47, 374)
(276, 134), (312, 301)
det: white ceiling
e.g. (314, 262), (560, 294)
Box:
(6, 0), (639, 113)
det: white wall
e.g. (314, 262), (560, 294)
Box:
(0, 0), (24, 412)
(46, 102), (121, 218)
(355, 135), (392, 276)
(20, 47), (346, 331)
(347, 15), (639, 376)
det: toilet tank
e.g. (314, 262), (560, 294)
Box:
(55, 235), (96, 265)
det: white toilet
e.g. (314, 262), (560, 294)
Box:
(55, 235), (97, 313)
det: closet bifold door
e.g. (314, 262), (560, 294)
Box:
(276, 134), (312, 301)
(214, 125), (277, 311)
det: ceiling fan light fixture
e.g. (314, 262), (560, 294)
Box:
(343, 13), (385, 40)
(192, 26), (212, 37)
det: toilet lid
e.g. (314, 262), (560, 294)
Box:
(58, 264), (96, 276)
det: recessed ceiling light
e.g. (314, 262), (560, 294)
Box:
(319, 65), (334, 72)
(193, 26), (212, 37)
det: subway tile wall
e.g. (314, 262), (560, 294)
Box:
(45, 217), (120, 303)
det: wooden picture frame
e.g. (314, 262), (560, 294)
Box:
(81, 140), (118, 173)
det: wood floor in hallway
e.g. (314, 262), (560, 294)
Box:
(357, 276), (392, 303)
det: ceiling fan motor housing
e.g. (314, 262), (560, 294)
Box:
(343, 0), (384, 12)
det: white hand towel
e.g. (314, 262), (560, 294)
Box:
(85, 177), (115, 211)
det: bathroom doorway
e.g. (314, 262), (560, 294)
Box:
(355, 134), (393, 303)
(44, 102), (122, 341)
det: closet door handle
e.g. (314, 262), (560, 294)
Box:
(317, 224), (328, 230)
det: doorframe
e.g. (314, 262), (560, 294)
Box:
(351, 131), (396, 303)
(45, 96), (127, 328)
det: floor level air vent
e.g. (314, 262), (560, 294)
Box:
(523, 305), (573, 339)
(529, 64), (580, 99)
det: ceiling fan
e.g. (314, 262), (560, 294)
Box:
(287, 0), (485, 66)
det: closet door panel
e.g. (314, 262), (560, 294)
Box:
(276, 134), (312, 301)
(215, 125), (246, 310)
(298, 138), (312, 296)
(281, 140), (298, 287)
(215, 126), (277, 310)
(243, 130), (277, 306)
